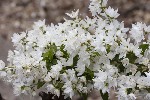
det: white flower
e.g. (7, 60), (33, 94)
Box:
(11, 32), (26, 45)
(129, 22), (145, 43)
(47, 84), (60, 96)
(145, 93), (150, 100)
(89, 0), (108, 16)
(66, 69), (77, 83)
(1, 0), (150, 98)
(32, 91), (37, 96)
(13, 86), (22, 96)
(101, 0), (108, 7)
(144, 25), (150, 32)
(93, 70), (107, 90)
(137, 57), (149, 66)
(63, 81), (74, 98)
(103, 6), (120, 18)
(118, 75), (136, 88)
(66, 9), (79, 18)
(117, 87), (128, 100)
(125, 64), (137, 75)
(145, 72), (150, 77)
(47, 84), (55, 92)
(121, 58), (129, 66)
(30, 49), (43, 65)
(33, 20), (46, 29)
(79, 76), (86, 83)
(7, 50), (14, 63)
(137, 77), (150, 87)
(50, 63), (62, 79)
(0, 60), (5, 70)
(44, 72), (52, 82)
(76, 64), (85, 76)
(128, 93), (136, 100)
(89, 0), (102, 16)
(84, 16), (97, 27)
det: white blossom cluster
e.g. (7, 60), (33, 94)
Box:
(0, 0), (150, 99)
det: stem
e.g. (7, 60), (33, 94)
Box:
(39, 91), (87, 100)
(100, 90), (109, 100)
(39, 91), (70, 100)
(0, 93), (4, 100)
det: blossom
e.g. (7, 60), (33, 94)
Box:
(145, 93), (150, 100)
(47, 84), (60, 96)
(128, 93), (136, 100)
(93, 70), (108, 90)
(0, 60), (5, 70)
(129, 22), (145, 43)
(102, 6), (120, 18)
(0, 0), (150, 99)
(66, 9), (79, 18)
(117, 87), (128, 100)
(89, 0), (102, 16)
(121, 58), (129, 66)
(33, 20), (46, 29)
(11, 32), (26, 45)
(63, 81), (74, 98)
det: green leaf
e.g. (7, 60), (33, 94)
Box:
(126, 52), (137, 64)
(52, 59), (57, 65)
(127, 88), (132, 94)
(21, 85), (26, 90)
(42, 44), (57, 70)
(137, 64), (148, 74)
(100, 90), (108, 100)
(106, 44), (111, 53)
(73, 55), (79, 67)
(83, 67), (94, 80)
(37, 79), (45, 89)
(111, 54), (124, 73)
(60, 44), (69, 59)
(93, 52), (100, 56)
(139, 44), (149, 55)
(55, 82), (64, 89)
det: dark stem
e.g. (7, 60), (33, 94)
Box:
(0, 93), (5, 100)
(39, 91), (70, 100)
(39, 91), (86, 100)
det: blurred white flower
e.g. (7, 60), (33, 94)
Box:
(0, 60), (5, 70)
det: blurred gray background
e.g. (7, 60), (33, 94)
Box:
(0, 0), (150, 100)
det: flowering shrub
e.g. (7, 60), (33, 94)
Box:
(0, 0), (150, 100)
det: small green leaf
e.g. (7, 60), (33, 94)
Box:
(52, 59), (57, 65)
(139, 44), (149, 55)
(21, 85), (26, 90)
(127, 88), (132, 94)
(42, 44), (57, 70)
(92, 52), (101, 57)
(126, 52), (137, 64)
(55, 82), (64, 89)
(106, 44), (111, 53)
(111, 54), (124, 73)
(73, 55), (79, 67)
(82, 67), (94, 80)
(37, 80), (45, 89)
(60, 44), (69, 59)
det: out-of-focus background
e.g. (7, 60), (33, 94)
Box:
(0, 0), (150, 100)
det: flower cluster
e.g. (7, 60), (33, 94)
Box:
(0, 0), (150, 100)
